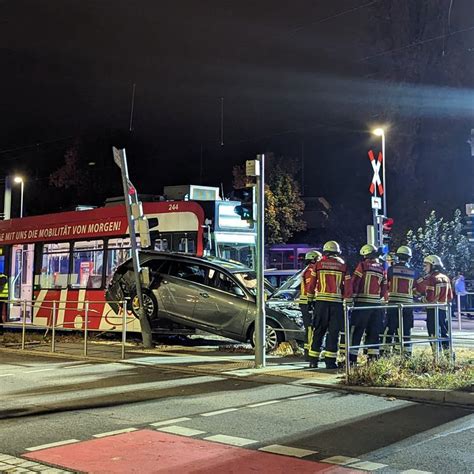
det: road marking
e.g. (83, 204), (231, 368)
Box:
(150, 417), (192, 427)
(321, 455), (360, 465)
(200, 408), (239, 417)
(350, 461), (388, 471)
(157, 426), (206, 437)
(400, 470), (433, 474)
(247, 400), (282, 408)
(204, 434), (257, 446)
(289, 393), (320, 400)
(0, 374), (13, 377)
(259, 444), (317, 458)
(93, 428), (138, 438)
(24, 368), (55, 373)
(26, 439), (80, 451)
(63, 364), (93, 369)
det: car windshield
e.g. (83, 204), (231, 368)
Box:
(233, 271), (274, 296)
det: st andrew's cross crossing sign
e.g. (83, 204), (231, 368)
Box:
(368, 149), (384, 196)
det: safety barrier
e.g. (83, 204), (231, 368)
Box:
(455, 291), (474, 330)
(1, 298), (133, 359)
(342, 301), (454, 383)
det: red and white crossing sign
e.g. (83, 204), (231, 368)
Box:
(368, 149), (384, 195)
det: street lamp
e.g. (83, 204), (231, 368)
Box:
(372, 128), (386, 217)
(13, 176), (24, 218)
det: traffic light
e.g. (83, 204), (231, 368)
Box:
(233, 187), (255, 221)
(382, 216), (394, 244)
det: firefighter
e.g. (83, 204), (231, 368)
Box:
(298, 250), (322, 361)
(416, 255), (453, 353)
(350, 244), (388, 364)
(308, 241), (351, 369)
(383, 246), (419, 356)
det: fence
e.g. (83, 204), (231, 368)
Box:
(1, 298), (133, 359)
(342, 301), (454, 382)
(455, 291), (474, 331)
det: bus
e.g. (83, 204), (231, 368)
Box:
(0, 198), (256, 331)
(266, 244), (314, 270)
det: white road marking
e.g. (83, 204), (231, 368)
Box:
(258, 444), (317, 458)
(150, 417), (192, 426)
(350, 461), (388, 471)
(200, 408), (239, 417)
(24, 368), (55, 373)
(322, 455), (360, 465)
(0, 374), (13, 377)
(26, 439), (80, 451)
(289, 393), (320, 400)
(157, 426), (206, 437)
(400, 470), (433, 474)
(204, 434), (257, 447)
(247, 400), (282, 408)
(92, 428), (138, 438)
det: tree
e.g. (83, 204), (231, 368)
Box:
(406, 209), (471, 277)
(232, 155), (306, 244)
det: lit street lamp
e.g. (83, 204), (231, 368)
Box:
(373, 128), (386, 218)
(13, 176), (24, 218)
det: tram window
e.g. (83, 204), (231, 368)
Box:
(71, 240), (104, 289)
(173, 232), (197, 254)
(38, 242), (70, 289)
(106, 237), (133, 286)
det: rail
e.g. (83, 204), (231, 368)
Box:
(342, 301), (454, 383)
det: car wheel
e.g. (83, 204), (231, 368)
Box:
(250, 320), (283, 352)
(131, 288), (158, 320)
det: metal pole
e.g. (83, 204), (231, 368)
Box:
(83, 301), (89, 356)
(254, 154), (266, 368)
(398, 304), (404, 355)
(381, 131), (387, 218)
(51, 301), (56, 353)
(456, 293), (462, 331)
(122, 300), (127, 360)
(434, 305), (440, 362)
(343, 302), (350, 383)
(19, 181), (24, 218)
(3, 176), (11, 220)
(446, 303), (454, 364)
(21, 300), (26, 350)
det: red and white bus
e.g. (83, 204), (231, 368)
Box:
(0, 198), (256, 332)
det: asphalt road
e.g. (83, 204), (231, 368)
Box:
(0, 351), (473, 473)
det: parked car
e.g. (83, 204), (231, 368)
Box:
(106, 251), (304, 351)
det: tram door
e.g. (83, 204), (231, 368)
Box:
(9, 244), (34, 321)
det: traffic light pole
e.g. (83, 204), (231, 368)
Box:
(254, 154), (266, 368)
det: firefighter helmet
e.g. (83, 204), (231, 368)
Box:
(423, 255), (444, 268)
(396, 245), (412, 258)
(323, 240), (341, 254)
(305, 250), (322, 261)
(360, 244), (378, 257)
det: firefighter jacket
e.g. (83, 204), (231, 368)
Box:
(352, 258), (388, 304)
(298, 263), (317, 305)
(416, 271), (453, 304)
(388, 263), (419, 304)
(308, 256), (351, 303)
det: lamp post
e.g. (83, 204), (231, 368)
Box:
(13, 176), (24, 218)
(373, 128), (386, 218)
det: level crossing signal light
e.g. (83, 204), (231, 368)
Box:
(382, 216), (394, 244)
(234, 187), (255, 221)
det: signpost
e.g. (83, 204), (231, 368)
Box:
(368, 150), (384, 247)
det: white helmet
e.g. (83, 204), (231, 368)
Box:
(396, 246), (412, 258)
(323, 240), (341, 254)
(305, 250), (322, 261)
(360, 243), (378, 257)
(423, 255), (444, 268)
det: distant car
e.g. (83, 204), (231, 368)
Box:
(106, 251), (303, 351)
(264, 269), (299, 289)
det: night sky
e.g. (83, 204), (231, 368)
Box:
(1, 1), (473, 237)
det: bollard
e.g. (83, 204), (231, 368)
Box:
(446, 303), (454, 364)
(434, 305), (440, 363)
(343, 302), (350, 383)
(397, 304), (404, 355)
(84, 301), (89, 357)
(21, 300), (27, 350)
(51, 301), (57, 353)
(121, 300), (127, 360)
(456, 293), (462, 331)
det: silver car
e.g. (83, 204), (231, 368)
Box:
(106, 251), (304, 351)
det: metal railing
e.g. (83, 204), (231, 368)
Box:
(454, 291), (474, 331)
(1, 298), (133, 360)
(342, 301), (454, 383)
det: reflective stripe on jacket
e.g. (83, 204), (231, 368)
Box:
(309, 256), (351, 303)
(352, 259), (387, 304)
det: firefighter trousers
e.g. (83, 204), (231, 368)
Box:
(350, 303), (383, 362)
(299, 303), (314, 355)
(309, 301), (343, 363)
(426, 308), (449, 351)
(383, 306), (413, 355)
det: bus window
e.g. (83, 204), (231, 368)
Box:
(105, 237), (133, 286)
(38, 242), (70, 289)
(71, 240), (104, 289)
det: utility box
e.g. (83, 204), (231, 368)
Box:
(164, 185), (220, 201)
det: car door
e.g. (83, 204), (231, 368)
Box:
(157, 261), (205, 323)
(192, 268), (249, 337)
